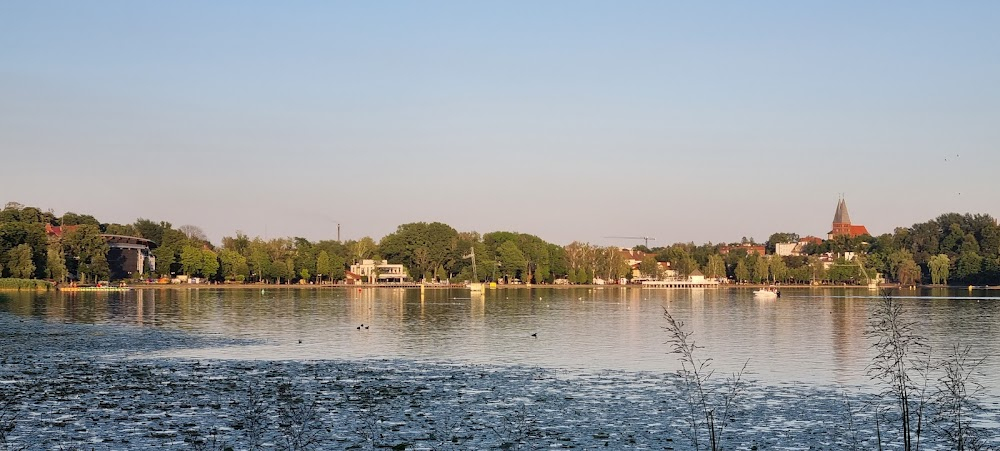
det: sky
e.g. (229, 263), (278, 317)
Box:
(2, 2), (998, 247)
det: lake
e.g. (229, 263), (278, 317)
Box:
(2, 286), (998, 395)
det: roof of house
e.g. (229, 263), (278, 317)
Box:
(44, 224), (79, 237)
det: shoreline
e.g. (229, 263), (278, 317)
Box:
(114, 282), (993, 290)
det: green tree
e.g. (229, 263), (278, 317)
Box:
(181, 245), (204, 276)
(348, 237), (378, 262)
(134, 218), (171, 244)
(103, 223), (139, 237)
(497, 240), (527, 282)
(201, 248), (219, 280)
(88, 251), (110, 281)
(704, 254), (725, 279)
(750, 254), (768, 283)
(0, 221), (48, 279)
(828, 258), (861, 284)
(7, 244), (35, 278)
(954, 251), (983, 283)
(60, 212), (100, 227)
(219, 249), (250, 282)
(639, 255), (660, 280)
(734, 260), (749, 283)
(316, 250), (333, 283)
(928, 254), (950, 285)
(769, 256), (789, 283)
(64, 224), (109, 283)
(807, 256), (826, 284)
(46, 242), (67, 282)
(889, 249), (921, 285)
(248, 241), (272, 282)
(221, 231), (252, 256)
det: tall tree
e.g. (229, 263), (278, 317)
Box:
(46, 242), (67, 282)
(750, 254), (769, 283)
(181, 245), (205, 276)
(178, 224), (209, 242)
(201, 248), (219, 279)
(348, 237), (378, 262)
(704, 254), (726, 279)
(497, 240), (527, 282)
(769, 256), (789, 283)
(63, 224), (109, 283)
(7, 244), (35, 278)
(639, 255), (660, 280)
(734, 260), (749, 283)
(316, 250), (333, 283)
(218, 249), (250, 282)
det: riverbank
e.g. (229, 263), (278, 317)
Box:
(120, 281), (994, 290)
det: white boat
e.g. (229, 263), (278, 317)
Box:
(753, 288), (780, 299)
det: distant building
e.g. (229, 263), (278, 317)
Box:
(45, 224), (156, 280)
(719, 243), (766, 256)
(774, 242), (797, 257)
(775, 236), (824, 257)
(828, 198), (869, 239)
(349, 259), (408, 283)
(104, 235), (157, 279)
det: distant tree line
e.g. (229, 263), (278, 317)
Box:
(1, 202), (998, 285)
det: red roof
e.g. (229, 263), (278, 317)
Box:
(45, 224), (79, 238)
(849, 225), (869, 236)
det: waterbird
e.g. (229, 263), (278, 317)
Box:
(531, 333), (537, 338)
(298, 339), (302, 344)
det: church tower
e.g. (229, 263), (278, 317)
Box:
(828, 197), (869, 239)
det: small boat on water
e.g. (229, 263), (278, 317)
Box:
(753, 288), (780, 299)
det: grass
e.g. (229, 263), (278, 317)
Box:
(0, 279), (53, 291)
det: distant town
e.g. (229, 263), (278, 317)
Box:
(1, 199), (997, 288)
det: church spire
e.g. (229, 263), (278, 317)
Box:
(832, 197), (852, 225)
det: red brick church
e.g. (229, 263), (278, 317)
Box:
(828, 197), (869, 239)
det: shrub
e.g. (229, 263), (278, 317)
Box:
(0, 278), (53, 290)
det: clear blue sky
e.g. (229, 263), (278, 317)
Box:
(2, 2), (998, 246)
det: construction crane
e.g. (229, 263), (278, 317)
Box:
(605, 236), (656, 247)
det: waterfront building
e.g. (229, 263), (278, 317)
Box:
(45, 224), (156, 280)
(349, 259), (408, 284)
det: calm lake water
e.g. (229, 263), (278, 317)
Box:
(2, 286), (998, 395)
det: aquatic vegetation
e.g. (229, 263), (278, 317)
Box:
(663, 307), (749, 450)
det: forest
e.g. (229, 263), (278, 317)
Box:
(1, 201), (998, 286)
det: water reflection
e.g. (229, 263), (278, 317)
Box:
(1, 287), (998, 397)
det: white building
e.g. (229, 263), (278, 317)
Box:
(349, 259), (408, 284)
